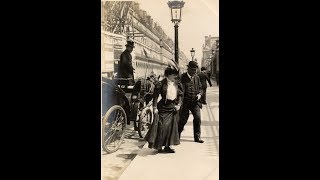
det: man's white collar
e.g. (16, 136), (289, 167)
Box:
(187, 72), (192, 79)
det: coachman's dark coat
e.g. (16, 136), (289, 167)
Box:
(118, 49), (134, 79)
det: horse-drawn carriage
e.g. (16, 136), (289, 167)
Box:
(101, 77), (154, 153)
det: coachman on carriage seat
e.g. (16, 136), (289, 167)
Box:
(118, 38), (135, 85)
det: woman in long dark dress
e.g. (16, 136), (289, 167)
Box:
(145, 66), (183, 153)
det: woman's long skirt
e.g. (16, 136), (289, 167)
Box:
(145, 100), (180, 150)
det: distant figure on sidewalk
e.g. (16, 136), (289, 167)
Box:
(179, 61), (205, 143)
(215, 72), (219, 86)
(198, 67), (212, 105)
(118, 38), (135, 85)
(207, 70), (211, 79)
(145, 64), (183, 153)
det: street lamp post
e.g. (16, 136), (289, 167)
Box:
(209, 54), (212, 70)
(168, 0), (185, 65)
(212, 40), (219, 75)
(190, 48), (195, 61)
(215, 40), (219, 85)
(211, 49), (216, 77)
(211, 49), (215, 73)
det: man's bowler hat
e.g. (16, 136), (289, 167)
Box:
(187, 61), (198, 68)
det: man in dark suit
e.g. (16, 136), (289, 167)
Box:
(207, 70), (211, 80)
(118, 39), (135, 85)
(198, 67), (212, 105)
(216, 72), (219, 86)
(178, 61), (204, 143)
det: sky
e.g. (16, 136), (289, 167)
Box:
(136, 0), (219, 67)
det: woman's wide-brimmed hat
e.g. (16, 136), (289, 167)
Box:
(167, 59), (179, 72)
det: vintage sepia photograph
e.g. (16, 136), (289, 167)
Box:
(101, 0), (219, 179)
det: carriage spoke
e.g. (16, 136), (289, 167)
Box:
(105, 109), (126, 150)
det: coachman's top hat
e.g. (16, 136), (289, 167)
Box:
(125, 38), (135, 48)
(187, 61), (198, 69)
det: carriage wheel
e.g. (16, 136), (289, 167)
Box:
(138, 108), (153, 138)
(102, 105), (127, 153)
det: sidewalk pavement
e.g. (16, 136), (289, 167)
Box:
(117, 85), (219, 180)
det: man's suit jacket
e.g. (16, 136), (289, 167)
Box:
(180, 72), (203, 108)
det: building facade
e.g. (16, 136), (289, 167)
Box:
(101, 1), (188, 79)
(201, 35), (219, 76)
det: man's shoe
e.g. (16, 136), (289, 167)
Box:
(195, 139), (204, 143)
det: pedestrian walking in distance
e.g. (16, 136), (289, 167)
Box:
(179, 61), (205, 143)
(198, 67), (212, 105)
(215, 72), (219, 86)
(145, 63), (183, 153)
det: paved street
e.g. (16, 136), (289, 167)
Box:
(102, 81), (219, 180)
(101, 124), (146, 180)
